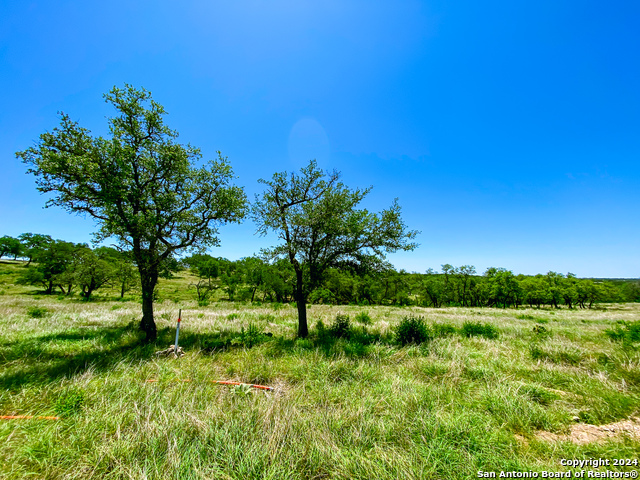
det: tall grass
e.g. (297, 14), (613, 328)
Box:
(1, 269), (639, 479)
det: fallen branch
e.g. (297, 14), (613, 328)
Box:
(154, 345), (184, 358)
(145, 379), (274, 391)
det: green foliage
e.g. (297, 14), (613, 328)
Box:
(484, 268), (522, 308)
(17, 84), (246, 340)
(0, 235), (22, 259)
(605, 321), (640, 343)
(308, 287), (336, 305)
(395, 315), (431, 345)
(16, 239), (79, 294)
(54, 389), (85, 416)
(18, 233), (52, 264)
(329, 314), (352, 338)
(532, 324), (550, 336)
(354, 311), (372, 324)
(232, 323), (264, 348)
(461, 321), (499, 339)
(26, 306), (48, 318)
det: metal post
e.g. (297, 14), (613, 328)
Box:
(174, 309), (181, 354)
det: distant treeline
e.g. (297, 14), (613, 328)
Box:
(2, 234), (638, 308)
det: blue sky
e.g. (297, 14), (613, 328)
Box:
(1, 1), (638, 277)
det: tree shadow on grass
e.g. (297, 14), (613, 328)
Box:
(0, 321), (283, 390)
(263, 327), (395, 359)
(0, 321), (398, 390)
(0, 322), (155, 390)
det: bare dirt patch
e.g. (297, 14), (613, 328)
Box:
(536, 418), (640, 445)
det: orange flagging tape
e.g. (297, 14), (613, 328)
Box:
(146, 379), (273, 391)
(1, 415), (60, 420)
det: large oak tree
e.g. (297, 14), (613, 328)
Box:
(17, 85), (246, 341)
(251, 160), (418, 337)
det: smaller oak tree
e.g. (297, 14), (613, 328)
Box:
(251, 160), (418, 337)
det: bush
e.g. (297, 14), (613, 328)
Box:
(354, 311), (372, 324)
(54, 389), (85, 416)
(329, 314), (351, 338)
(315, 320), (328, 339)
(605, 321), (640, 343)
(395, 316), (431, 345)
(231, 323), (263, 348)
(27, 306), (48, 318)
(461, 321), (499, 339)
(532, 325), (551, 336)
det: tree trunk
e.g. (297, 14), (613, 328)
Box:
(294, 268), (308, 338)
(139, 270), (158, 342)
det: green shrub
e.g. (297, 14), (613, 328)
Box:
(354, 311), (372, 324)
(329, 314), (352, 338)
(461, 321), (499, 339)
(54, 389), (85, 416)
(231, 323), (263, 348)
(628, 322), (640, 342)
(395, 316), (431, 345)
(605, 321), (640, 343)
(315, 320), (328, 339)
(532, 325), (551, 336)
(27, 306), (48, 318)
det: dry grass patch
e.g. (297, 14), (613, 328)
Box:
(536, 417), (640, 445)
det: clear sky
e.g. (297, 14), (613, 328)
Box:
(1, 1), (638, 277)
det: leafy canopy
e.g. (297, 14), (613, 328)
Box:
(17, 85), (246, 260)
(253, 159), (418, 289)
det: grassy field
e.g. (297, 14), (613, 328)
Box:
(1, 261), (639, 479)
